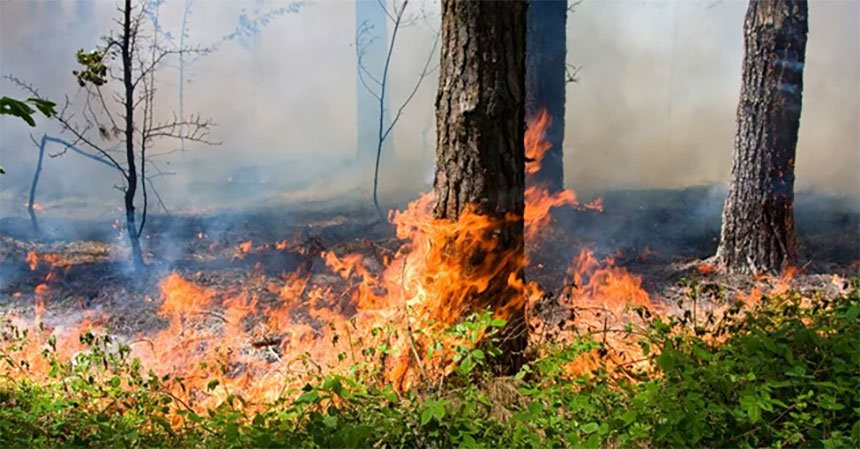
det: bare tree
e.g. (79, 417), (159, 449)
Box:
(14, 0), (215, 271)
(356, 0), (439, 217)
(24, 132), (171, 237)
(355, 0), (393, 167)
(716, 0), (808, 274)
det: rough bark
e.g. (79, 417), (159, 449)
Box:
(434, 0), (527, 372)
(525, 0), (566, 192)
(716, 0), (807, 274)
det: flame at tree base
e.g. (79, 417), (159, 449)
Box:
(1, 108), (662, 420)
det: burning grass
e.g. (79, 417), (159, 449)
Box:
(1, 278), (857, 448)
(1, 109), (857, 447)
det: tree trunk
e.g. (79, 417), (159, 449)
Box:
(28, 135), (46, 237)
(525, 0), (566, 192)
(434, 0), (527, 372)
(716, 0), (807, 274)
(121, 0), (145, 272)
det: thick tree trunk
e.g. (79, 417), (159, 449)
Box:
(434, 0), (527, 372)
(525, 0), (566, 192)
(716, 0), (807, 274)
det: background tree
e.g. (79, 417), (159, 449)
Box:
(146, 0), (302, 153)
(18, 0), (215, 271)
(355, 0), (393, 167)
(525, 0), (567, 192)
(434, 0), (527, 371)
(716, 0), (808, 274)
(356, 0), (439, 217)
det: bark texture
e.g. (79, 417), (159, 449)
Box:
(525, 0), (566, 192)
(434, 0), (527, 372)
(716, 0), (807, 274)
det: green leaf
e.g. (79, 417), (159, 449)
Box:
(151, 416), (176, 436)
(421, 399), (447, 425)
(1, 97), (36, 126)
(420, 408), (434, 426)
(296, 389), (321, 405)
(490, 318), (507, 328)
(27, 98), (56, 117)
(621, 410), (638, 426)
(323, 415), (337, 428)
(582, 422), (599, 434)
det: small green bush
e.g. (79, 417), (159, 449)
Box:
(2, 281), (858, 448)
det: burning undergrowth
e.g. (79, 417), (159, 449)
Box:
(0, 110), (857, 428)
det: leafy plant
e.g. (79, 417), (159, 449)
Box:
(1, 282), (858, 448)
(0, 96), (55, 127)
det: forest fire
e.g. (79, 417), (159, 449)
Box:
(1, 99), (847, 436)
(0, 108), (660, 415)
(2, 0), (857, 444)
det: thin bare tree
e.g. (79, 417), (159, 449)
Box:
(356, 0), (439, 218)
(12, 0), (216, 271)
(23, 132), (171, 237)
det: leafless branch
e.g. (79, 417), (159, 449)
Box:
(565, 63), (581, 84)
(568, 0), (583, 13)
(358, 0), (439, 217)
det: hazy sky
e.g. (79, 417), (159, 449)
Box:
(0, 0), (857, 217)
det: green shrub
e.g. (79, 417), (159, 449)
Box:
(2, 281), (858, 448)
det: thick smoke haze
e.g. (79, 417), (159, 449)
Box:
(1, 0), (857, 221)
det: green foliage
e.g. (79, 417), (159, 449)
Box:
(631, 283), (860, 448)
(73, 49), (109, 87)
(1, 284), (858, 448)
(0, 96), (56, 127)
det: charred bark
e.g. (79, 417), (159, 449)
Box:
(434, 0), (527, 372)
(525, 0), (566, 192)
(121, 0), (144, 272)
(716, 0), (807, 274)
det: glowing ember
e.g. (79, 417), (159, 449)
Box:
(697, 263), (719, 275)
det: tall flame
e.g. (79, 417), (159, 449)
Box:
(2, 108), (697, 420)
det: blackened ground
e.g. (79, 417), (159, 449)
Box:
(0, 186), (857, 339)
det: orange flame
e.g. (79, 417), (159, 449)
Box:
(3, 107), (691, 416)
(523, 109), (602, 240)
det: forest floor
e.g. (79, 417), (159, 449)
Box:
(0, 186), (857, 344)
